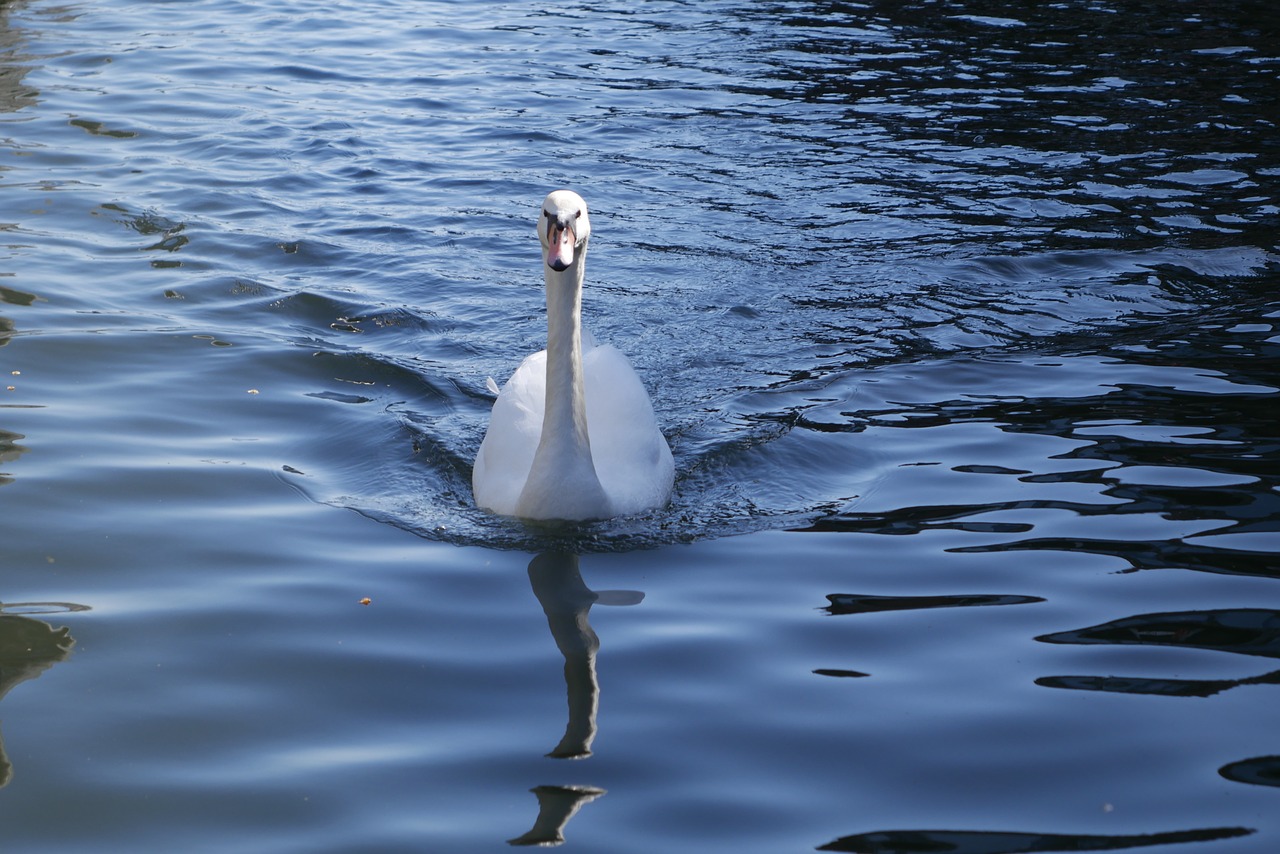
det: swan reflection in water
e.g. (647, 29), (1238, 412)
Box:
(508, 552), (642, 847)
(0, 604), (82, 786)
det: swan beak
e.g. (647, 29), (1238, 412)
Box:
(546, 223), (576, 272)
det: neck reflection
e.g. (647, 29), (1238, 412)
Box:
(511, 553), (643, 847)
(527, 551), (643, 759)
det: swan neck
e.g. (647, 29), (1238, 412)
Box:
(543, 257), (590, 447)
(514, 246), (610, 520)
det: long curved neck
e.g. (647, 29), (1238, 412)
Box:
(515, 246), (609, 520)
(542, 256), (592, 454)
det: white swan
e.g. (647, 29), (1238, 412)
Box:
(472, 190), (674, 521)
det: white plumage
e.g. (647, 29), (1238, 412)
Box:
(472, 190), (674, 521)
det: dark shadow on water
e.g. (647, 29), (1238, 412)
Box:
(1037, 670), (1280, 700)
(0, 426), (27, 487)
(823, 592), (1043, 616)
(0, 605), (84, 786)
(816, 825), (1254, 853)
(1219, 755), (1280, 789)
(815, 591), (1041, 680)
(1037, 608), (1280, 659)
(1037, 609), (1280, 699)
(813, 668), (870, 679)
(508, 553), (641, 846)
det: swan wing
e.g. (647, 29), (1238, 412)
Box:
(583, 344), (674, 515)
(472, 350), (547, 516)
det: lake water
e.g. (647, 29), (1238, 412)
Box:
(1, 0), (1277, 851)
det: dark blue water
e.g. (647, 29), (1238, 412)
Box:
(1, 0), (1277, 851)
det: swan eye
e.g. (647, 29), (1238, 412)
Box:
(544, 210), (580, 223)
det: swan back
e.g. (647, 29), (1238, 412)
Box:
(472, 340), (674, 519)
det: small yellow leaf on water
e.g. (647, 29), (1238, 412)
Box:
(359, 597), (372, 606)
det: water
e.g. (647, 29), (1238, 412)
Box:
(1, 0), (1277, 850)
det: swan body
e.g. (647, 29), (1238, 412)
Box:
(472, 190), (674, 521)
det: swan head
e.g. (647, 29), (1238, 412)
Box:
(538, 190), (591, 273)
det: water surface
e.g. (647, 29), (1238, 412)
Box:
(1, 0), (1277, 851)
